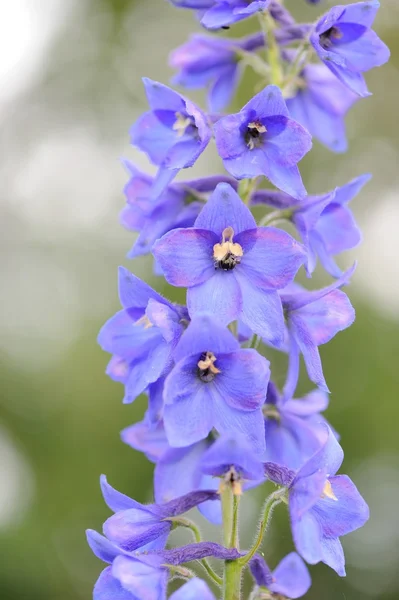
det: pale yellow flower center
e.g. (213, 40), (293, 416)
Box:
(321, 479), (338, 501)
(213, 226), (243, 271)
(219, 466), (243, 496)
(173, 112), (193, 137)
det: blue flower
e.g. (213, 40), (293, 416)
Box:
(130, 79), (212, 198)
(279, 267), (356, 398)
(98, 267), (187, 413)
(310, 1), (390, 97)
(87, 476), (219, 557)
(168, 0), (272, 30)
(285, 60), (359, 153)
(153, 183), (305, 344)
(253, 175), (370, 277)
(214, 86), (312, 199)
(263, 382), (333, 470)
(250, 552), (311, 599)
(122, 419), (221, 524)
(162, 314), (270, 453)
(288, 428), (369, 575)
(170, 33), (263, 113)
(199, 432), (265, 494)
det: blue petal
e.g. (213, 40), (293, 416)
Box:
(100, 475), (142, 513)
(245, 84), (290, 118)
(194, 182), (257, 235)
(173, 314), (240, 363)
(163, 384), (214, 447)
(296, 427), (344, 480)
(213, 399), (266, 455)
(170, 578), (216, 600)
(291, 509), (323, 566)
(154, 442), (207, 504)
(130, 110), (178, 165)
(86, 530), (122, 563)
(271, 552), (311, 599)
(118, 267), (164, 311)
(143, 78), (185, 112)
(213, 349), (270, 411)
(208, 67), (240, 113)
(93, 566), (133, 600)
(235, 271), (285, 346)
(236, 226), (305, 289)
(187, 271), (242, 326)
(341, 1), (380, 28)
(319, 536), (346, 576)
(112, 555), (168, 600)
(200, 433), (265, 480)
(121, 420), (169, 463)
(312, 474), (369, 538)
(153, 228), (217, 287)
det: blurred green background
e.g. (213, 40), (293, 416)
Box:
(0, 0), (398, 598)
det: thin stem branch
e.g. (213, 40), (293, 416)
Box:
(239, 490), (285, 566)
(169, 517), (223, 586)
(260, 11), (283, 87)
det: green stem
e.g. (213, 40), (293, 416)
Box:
(258, 208), (293, 227)
(260, 11), (282, 87)
(222, 488), (243, 600)
(221, 487), (234, 547)
(239, 490), (285, 566)
(168, 517), (223, 586)
(224, 560), (242, 600)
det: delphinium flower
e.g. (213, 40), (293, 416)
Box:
(130, 78), (212, 197)
(213, 86), (312, 199)
(310, 1), (390, 97)
(87, 475), (219, 555)
(168, 1), (272, 30)
(88, 1), (390, 598)
(170, 33), (264, 113)
(98, 266), (188, 421)
(154, 182), (305, 344)
(199, 433), (265, 495)
(287, 428), (369, 575)
(263, 381), (333, 470)
(284, 60), (359, 153)
(253, 174), (370, 276)
(162, 314), (270, 452)
(279, 268), (356, 398)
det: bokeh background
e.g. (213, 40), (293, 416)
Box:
(0, 0), (398, 598)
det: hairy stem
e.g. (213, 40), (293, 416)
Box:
(169, 517), (223, 586)
(239, 489), (285, 566)
(260, 11), (283, 87)
(222, 488), (242, 600)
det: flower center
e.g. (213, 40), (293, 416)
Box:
(197, 351), (220, 383)
(219, 466), (242, 496)
(173, 112), (197, 137)
(319, 26), (343, 49)
(263, 403), (281, 422)
(321, 479), (338, 501)
(135, 315), (153, 329)
(213, 226), (243, 271)
(245, 120), (267, 150)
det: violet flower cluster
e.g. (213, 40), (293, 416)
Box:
(87, 2), (389, 599)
